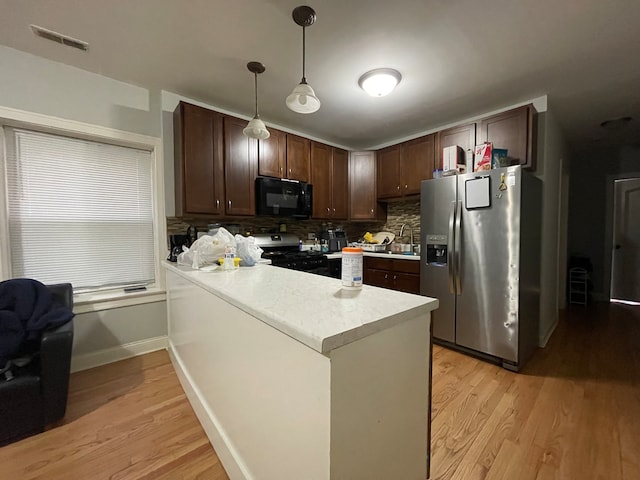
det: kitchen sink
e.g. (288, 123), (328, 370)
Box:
(388, 243), (420, 256)
(389, 243), (413, 253)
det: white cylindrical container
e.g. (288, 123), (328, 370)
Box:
(341, 247), (363, 289)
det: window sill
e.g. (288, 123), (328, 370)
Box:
(73, 286), (166, 314)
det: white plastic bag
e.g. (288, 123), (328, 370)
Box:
(177, 227), (236, 269)
(235, 234), (263, 266)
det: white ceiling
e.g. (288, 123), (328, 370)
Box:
(1, 0), (640, 151)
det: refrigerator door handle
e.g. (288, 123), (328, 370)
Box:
(455, 200), (462, 295)
(448, 201), (456, 294)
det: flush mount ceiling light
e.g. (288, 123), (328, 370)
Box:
(358, 68), (402, 97)
(286, 5), (321, 114)
(243, 61), (270, 140)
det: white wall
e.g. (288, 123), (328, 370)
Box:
(569, 145), (640, 300)
(0, 46), (161, 137)
(534, 110), (572, 346)
(0, 46), (167, 369)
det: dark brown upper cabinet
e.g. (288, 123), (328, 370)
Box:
(223, 116), (258, 216)
(284, 134), (311, 183)
(310, 142), (349, 220)
(377, 134), (435, 200)
(401, 134), (435, 195)
(478, 104), (535, 169)
(437, 123), (476, 171)
(377, 144), (402, 199)
(349, 151), (386, 222)
(174, 101), (225, 216)
(258, 128), (287, 179)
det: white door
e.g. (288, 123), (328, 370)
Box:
(610, 177), (640, 303)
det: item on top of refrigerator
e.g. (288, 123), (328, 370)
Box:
(442, 145), (463, 172)
(491, 148), (509, 168)
(473, 142), (492, 172)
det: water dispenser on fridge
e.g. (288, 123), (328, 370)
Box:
(426, 234), (448, 266)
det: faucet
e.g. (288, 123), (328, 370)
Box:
(399, 223), (414, 249)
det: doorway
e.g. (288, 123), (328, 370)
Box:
(610, 177), (640, 304)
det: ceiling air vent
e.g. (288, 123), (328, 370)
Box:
(30, 24), (89, 52)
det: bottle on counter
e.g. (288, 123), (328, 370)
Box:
(223, 243), (236, 271)
(341, 247), (363, 289)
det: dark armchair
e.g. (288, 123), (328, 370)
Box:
(0, 283), (74, 446)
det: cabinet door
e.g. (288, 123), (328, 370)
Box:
(310, 141), (333, 219)
(349, 151), (385, 221)
(258, 128), (286, 178)
(437, 123), (476, 171)
(331, 148), (349, 219)
(174, 102), (224, 215)
(401, 134), (435, 195)
(224, 116), (257, 216)
(393, 272), (421, 294)
(479, 104), (535, 169)
(286, 134), (310, 182)
(377, 145), (401, 199)
(365, 268), (392, 288)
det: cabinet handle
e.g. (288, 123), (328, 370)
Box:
(384, 274), (388, 279)
(393, 275), (397, 280)
(216, 199), (220, 209)
(327, 207), (330, 213)
(333, 208), (336, 213)
(228, 200), (232, 209)
(370, 208), (374, 214)
(289, 168), (292, 176)
(280, 166), (283, 175)
(397, 185), (400, 191)
(405, 184), (408, 189)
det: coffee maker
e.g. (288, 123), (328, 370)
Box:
(167, 234), (190, 262)
(319, 228), (348, 252)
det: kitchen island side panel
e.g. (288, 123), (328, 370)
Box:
(167, 270), (331, 480)
(330, 312), (431, 480)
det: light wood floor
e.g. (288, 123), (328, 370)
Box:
(0, 303), (638, 479)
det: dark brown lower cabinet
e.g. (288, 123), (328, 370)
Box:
(363, 256), (420, 294)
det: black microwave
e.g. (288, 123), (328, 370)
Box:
(255, 177), (312, 218)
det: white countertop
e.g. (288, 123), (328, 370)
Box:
(164, 261), (437, 354)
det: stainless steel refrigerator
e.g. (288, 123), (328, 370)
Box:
(420, 166), (541, 371)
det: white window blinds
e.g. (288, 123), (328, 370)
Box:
(4, 127), (156, 292)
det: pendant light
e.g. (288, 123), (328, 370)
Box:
(286, 5), (320, 114)
(243, 61), (270, 140)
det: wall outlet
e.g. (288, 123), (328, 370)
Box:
(307, 233), (316, 240)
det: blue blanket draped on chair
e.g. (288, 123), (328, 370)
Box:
(0, 278), (74, 366)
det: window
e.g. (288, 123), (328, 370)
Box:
(3, 126), (159, 294)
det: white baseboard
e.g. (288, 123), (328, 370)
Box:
(71, 336), (168, 372)
(168, 343), (248, 480)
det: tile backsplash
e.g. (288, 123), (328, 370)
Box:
(166, 199), (420, 246)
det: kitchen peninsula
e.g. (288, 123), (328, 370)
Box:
(164, 261), (438, 480)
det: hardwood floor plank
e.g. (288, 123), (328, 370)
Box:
(0, 303), (637, 480)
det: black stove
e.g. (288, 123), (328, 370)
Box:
(268, 250), (328, 271)
(254, 234), (329, 275)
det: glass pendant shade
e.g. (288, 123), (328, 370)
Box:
(243, 61), (269, 140)
(286, 82), (321, 114)
(287, 6), (320, 114)
(243, 116), (270, 140)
